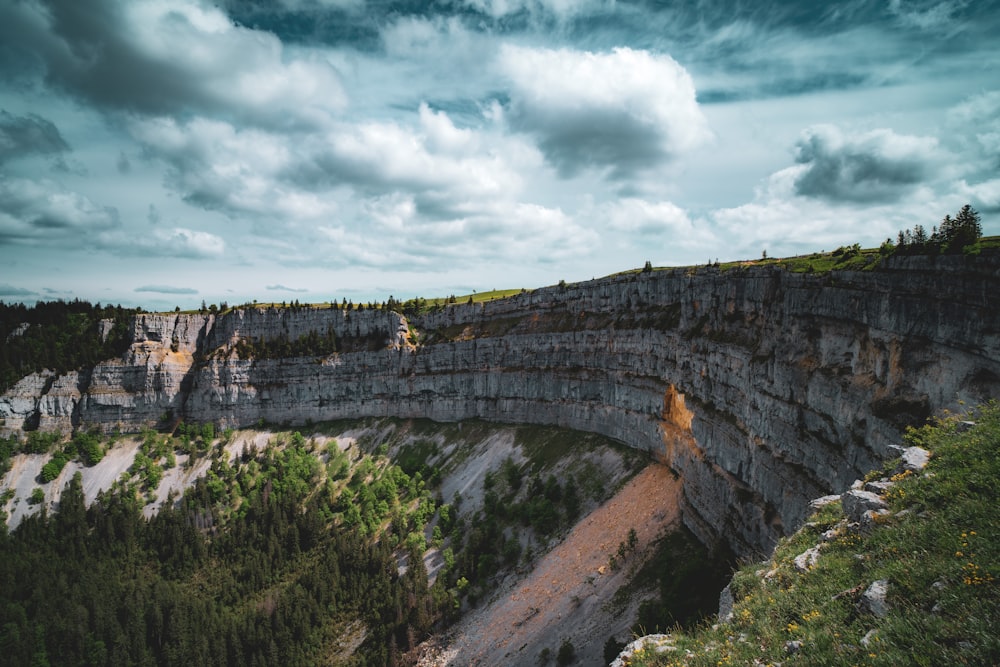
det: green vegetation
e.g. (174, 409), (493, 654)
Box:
(1, 429), (109, 479)
(0, 429), (454, 667)
(233, 327), (340, 359)
(606, 527), (732, 636)
(892, 203), (983, 256)
(395, 288), (526, 316)
(627, 402), (1000, 666)
(449, 454), (594, 602)
(0, 299), (138, 394)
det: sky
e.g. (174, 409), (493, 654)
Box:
(1, 0), (998, 310)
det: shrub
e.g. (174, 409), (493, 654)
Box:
(556, 638), (575, 666)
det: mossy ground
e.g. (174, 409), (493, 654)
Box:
(627, 402), (1000, 667)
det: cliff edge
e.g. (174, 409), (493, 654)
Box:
(3, 253), (998, 556)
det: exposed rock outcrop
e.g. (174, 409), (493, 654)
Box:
(3, 254), (999, 556)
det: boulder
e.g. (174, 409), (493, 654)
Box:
(858, 579), (890, 618)
(899, 447), (930, 473)
(842, 490), (888, 523)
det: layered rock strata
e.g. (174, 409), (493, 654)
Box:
(3, 254), (998, 556)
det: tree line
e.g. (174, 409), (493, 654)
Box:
(0, 300), (138, 394)
(889, 204), (983, 256)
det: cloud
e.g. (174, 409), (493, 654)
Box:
(0, 284), (36, 297)
(99, 227), (226, 259)
(499, 45), (711, 179)
(134, 285), (199, 295)
(708, 144), (960, 258)
(0, 173), (225, 257)
(947, 90), (1000, 166)
(958, 178), (1000, 212)
(790, 125), (940, 203)
(270, 0), (362, 9)
(599, 198), (716, 247)
(266, 284), (309, 292)
(460, 0), (605, 19)
(0, 111), (70, 163)
(887, 0), (970, 31)
(0, 176), (120, 243)
(129, 116), (342, 223)
(116, 151), (131, 174)
(131, 106), (536, 233)
(0, 0), (346, 129)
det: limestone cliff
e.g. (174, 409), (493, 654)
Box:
(2, 254), (998, 556)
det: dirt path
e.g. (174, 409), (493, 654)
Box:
(419, 463), (683, 666)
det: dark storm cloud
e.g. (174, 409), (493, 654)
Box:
(0, 111), (70, 163)
(0, 0), (345, 128)
(516, 109), (668, 179)
(135, 285), (199, 295)
(792, 125), (939, 203)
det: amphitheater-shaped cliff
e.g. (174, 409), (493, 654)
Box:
(3, 254), (998, 556)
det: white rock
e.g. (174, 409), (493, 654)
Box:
(794, 546), (822, 572)
(859, 580), (890, 618)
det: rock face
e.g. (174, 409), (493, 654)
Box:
(3, 254), (999, 556)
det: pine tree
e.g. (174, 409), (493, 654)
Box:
(950, 204), (982, 252)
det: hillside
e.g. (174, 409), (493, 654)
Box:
(617, 403), (1000, 666)
(2, 418), (728, 665)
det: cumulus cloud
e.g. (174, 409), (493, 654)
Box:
(0, 0), (345, 129)
(791, 125), (940, 203)
(599, 198), (716, 248)
(150, 227), (225, 258)
(958, 178), (1000, 212)
(130, 106), (535, 232)
(710, 144), (952, 258)
(0, 176), (120, 243)
(0, 172), (225, 257)
(129, 116), (337, 223)
(134, 285), (199, 294)
(101, 227), (226, 259)
(499, 45), (711, 179)
(0, 111), (70, 163)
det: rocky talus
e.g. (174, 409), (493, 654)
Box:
(3, 254), (999, 556)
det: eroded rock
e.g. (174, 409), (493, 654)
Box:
(859, 579), (890, 618)
(842, 490), (888, 524)
(794, 546), (823, 572)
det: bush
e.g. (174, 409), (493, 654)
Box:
(40, 452), (68, 482)
(556, 638), (575, 666)
(74, 430), (104, 466)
